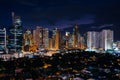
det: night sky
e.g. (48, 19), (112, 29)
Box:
(0, 0), (120, 32)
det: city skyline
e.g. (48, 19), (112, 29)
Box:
(0, 1), (120, 79)
(0, 0), (120, 31)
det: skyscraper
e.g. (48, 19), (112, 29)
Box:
(23, 29), (33, 51)
(79, 36), (86, 50)
(87, 31), (99, 51)
(43, 28), (49, 49)
(9, 12), (23, 53)
(72, 25), (80, 48)
(65, 32), (70, 49)
(0, 28), (7, 53)
(50, 28), (61, 50)
(100, 29), (113, 51)
(33, 26), (43, 49)
(49, 38), (53, 49)
(55, 28), (60, 50)
(33, 26), (49, 50)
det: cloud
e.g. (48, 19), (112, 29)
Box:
(40, 15), (95, 29)
(98, 24), (113, 29)
(2, 0), (119, 30)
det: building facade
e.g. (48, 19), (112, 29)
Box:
(100, 29), (113, 51)
(55, 28), (61, 50)
(33, 26), (49, 50)
(9, 12), (23, 53)
(33, 26), (43, 49)
(43, 28), (49, 49)
(0, 28), (7, 53)
(72, 25), (80, 48)
(50, 28), (61, 50)
(87, 31), (99, 51)
(23, 29), (33, 51)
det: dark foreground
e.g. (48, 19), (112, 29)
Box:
(0, 50), (120, 80)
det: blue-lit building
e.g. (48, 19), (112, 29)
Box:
(0, 28), (7, 53)
(8, 12), (23, 53)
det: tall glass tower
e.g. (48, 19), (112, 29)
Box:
(0, 28), (7, 53)
(9, 12), (23, 53)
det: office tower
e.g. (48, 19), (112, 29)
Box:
(83, 33), (87, 48)
(9, 12), (23, 53)
(79, 36), (86, 50)
(49, 38), (53, 49)
(65, 32), (70, 48)
(43, 28), (49, 49)
(49, 38), (52, 49)
(23, 29), (33, 51)
(68, 34), (73, 48)
(33, 30), (36, 46)
(52, 29), (57, 49)
(50, 28), (61, 50)
(72, 25), (80, 48)
(23, 29), (33, 46)
(100, 29), (113, 51)
(0, 28), (7, 53)
(33, 26), (49, 50)
(87, 31), (99, 51)
(33, 26), (43, 49)
(55, 28), (60, 50)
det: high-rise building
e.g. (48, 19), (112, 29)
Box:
(0, 28), (7, 53)
(55, 28), (60, 50)
(100, 29), (113, 51)
(52, 29), (57, 49)
(9, 12), (23, 53)
(65, 32), (75, 49)
(33, 26), (49, 50)
(65, 32), (70, 48)
(23, 29), (33, 46)
(33, 30), (36, 46)
(68, 34), (74, 48)
(23, 29), (33, 51)
(79, 36), (86, 50)
(87, 31), (99, 51)
(33, 26), (43, 49)
(43, 28), (49, 49)
(49, 38), (54, 49)
(50, 28), (61, 50)
(72, 25), (80, 48)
